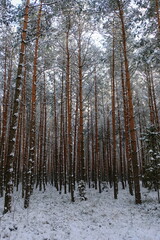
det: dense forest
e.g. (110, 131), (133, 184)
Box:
(0, 0), (160, 215)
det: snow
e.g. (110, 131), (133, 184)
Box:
(10, 152), (14, 157)
(11, 0), (21, 6)
(149, 150), (153, 153)
(18, 75), (23, 78)
(0, 185), (160, 240)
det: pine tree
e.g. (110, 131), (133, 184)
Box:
(3, 0), (30, 214)
(24, 0), (42, 209)
(117, 0), (141, 204)
(142, 125), (160, 203)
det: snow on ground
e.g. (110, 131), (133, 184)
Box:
(0, 185), (160, 240)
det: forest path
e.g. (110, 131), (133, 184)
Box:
(0, 185), (160, 240)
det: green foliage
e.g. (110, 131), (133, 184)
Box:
(78, 180), (87, 200)
(142, 125), (160, 191)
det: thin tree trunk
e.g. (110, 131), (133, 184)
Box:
(78, 23), (85, 182)
(150, 68), (159, 129)
(120, 49), (133, 195)
(111, 23), (118, 199)
(91, 107), (95, 187)
(59, 71), (64, 194)
(116, 85), (125, 190)
(146, 67), (155, 125)
(43, 73), (47, 191)
(53, 75), (58, 191)
(107, 113), (112, 188)
(94, 69), (101, 193)
(38, 92), (44, 191)
(21, 56), (27, 198)
(66, 18), (74, 201)
(0, 48), (8, 197)
(87, 97), (91, 188)
(155, 0), (160, 33)
(73, 90), (78, 186)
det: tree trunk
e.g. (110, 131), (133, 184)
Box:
(53, 75), (58, 191)
(111, 22), (118, 199)
(94, 69), (101, 193)
(24, 0), (42, 208)
(117, 0), (141, 204)
(66, 18), (74, 201)
(155, 0), (160, 33)
(43, 73), (47, 191)
(120, 49), (133, 195)
(4, 0), (30, 214)
(78, 23), (85, 182)
(59, 71), (64, 194)
(116, 84), (125, 190)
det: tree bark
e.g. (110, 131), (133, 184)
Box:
(66, 17), (74, 201)
(111, 22), (118, 199)
(78, 22), (85, 182)
(24, 0), (42, 208)
(94, 69), (101, 193)
(117, 0), (141, 204)
(4, 0), (30, 214)
(155, 0), (160, 33)
(120, 49), (133, 195)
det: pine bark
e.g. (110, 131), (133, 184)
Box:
(116, 85), (125, 189)
(117, 0), (141, 204)
(155, 0), (160, 33)
(87, 97), (91, 187)
(59, 71), (64, 193)
(150, 68), (159, 129)
(3, 0), (30, 213)
(94, 70), (101, 193)
(24, 0), (42, 208)
(66, 18), (74, 201)
(120, 49), (133, 195)
(78, 23), (85, 182)
(111, 23), (118, 199)
(43, 74), (47, 191)
(53, 76), (58, 191)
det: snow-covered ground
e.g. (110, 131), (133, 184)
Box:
(0, 185), (160, 240)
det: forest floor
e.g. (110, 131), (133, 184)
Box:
(0, 184), (160, 240)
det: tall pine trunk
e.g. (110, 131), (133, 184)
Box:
(78, 22), (85, 182)
(66, 17), (74, 201)
(111, 22), (118, 199)
(94, 69), (101, 193)
(120, 49), (133, 195)
(117, 0), (141, 204)
(24, 0), (42, 208)
(3, 0), (30, 214)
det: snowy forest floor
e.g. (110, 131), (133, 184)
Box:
(0, 184), (160, 240)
